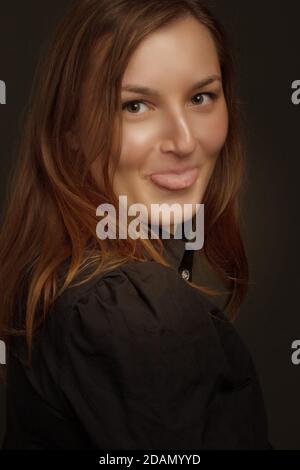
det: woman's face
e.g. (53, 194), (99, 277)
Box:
(91, 15), (229, 232)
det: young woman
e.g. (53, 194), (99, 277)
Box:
(0, 0), (271, 449)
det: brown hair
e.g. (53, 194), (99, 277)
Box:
(0, 0), (248, 368)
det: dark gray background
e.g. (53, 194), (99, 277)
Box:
(0, 0), (299, 450)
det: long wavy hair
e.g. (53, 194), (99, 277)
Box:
(0, 0), (248, 368)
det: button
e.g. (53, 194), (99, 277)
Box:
(181, 269), (190, 281)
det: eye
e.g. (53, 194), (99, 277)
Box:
(121, 92), (217, 115)
(190, 92), (216, 106)
(121, 101), (150, 114)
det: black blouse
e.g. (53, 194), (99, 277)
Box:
(2, 234), (271, 450)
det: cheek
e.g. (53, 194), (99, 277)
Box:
(118, 123), (155, 172)
(199, 103), (229, 156)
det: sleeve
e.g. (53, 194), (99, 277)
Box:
(199, 308), (271, 449)
(57, 263), (270, 450)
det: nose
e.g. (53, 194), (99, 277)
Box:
(160, 111), (197, 157)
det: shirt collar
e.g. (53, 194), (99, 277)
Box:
(147, 222), (195, 272)
(58, 222), (195, 284)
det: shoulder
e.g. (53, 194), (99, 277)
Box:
(49, 259), (219, 338)
(47, 260), (256, 383)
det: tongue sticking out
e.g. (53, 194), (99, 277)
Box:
(150, 167), (199, 190)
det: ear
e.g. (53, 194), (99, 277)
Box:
(65, 129), (80, 151)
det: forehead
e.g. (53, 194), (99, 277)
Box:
(122, 16), (220, 89)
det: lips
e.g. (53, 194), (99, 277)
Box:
(150, 167), (199, 191)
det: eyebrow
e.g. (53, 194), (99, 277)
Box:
(121, 74), (222, 97)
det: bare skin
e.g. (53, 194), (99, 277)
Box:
(74, 15), (229, 236)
